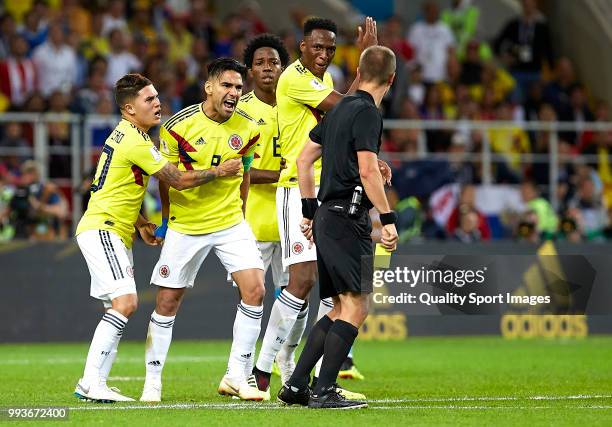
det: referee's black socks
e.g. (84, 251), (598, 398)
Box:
(288, 315), (334, 388)
(314, 320), (359, 396)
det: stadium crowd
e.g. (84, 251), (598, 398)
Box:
(0, 0), (611, 243)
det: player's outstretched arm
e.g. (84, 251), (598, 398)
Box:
(153, 158), (242, 191)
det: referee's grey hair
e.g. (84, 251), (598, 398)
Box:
(358, 46), (396, 85)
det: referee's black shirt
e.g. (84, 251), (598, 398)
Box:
(309, 90), (382, 209)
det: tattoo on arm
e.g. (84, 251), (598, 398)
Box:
(154, 163), (217, 190)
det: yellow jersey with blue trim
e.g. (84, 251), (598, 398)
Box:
(76, 118), (168, 248)
(237, 91), (280, 242)
(276, 59), (334, 188)
(159, 103), (260, 235)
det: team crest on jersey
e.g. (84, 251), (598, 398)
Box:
(292, 242), (304, 255)
(228, 134), (243, 150)
(126, 266), (134, 278)
(159, 265), (170, 278)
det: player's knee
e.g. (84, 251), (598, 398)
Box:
(242, 283), (265, 305)
(112, 295), (138, 317)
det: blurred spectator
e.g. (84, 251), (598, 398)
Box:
(0, 174), (14, 241)
(129, 2), (157, 55)
(105, 28), (142, 87)
(558, 207), (584, 242)
(493, 0), (553, 103)
(408, 1), (455, 84)
(407, 62), (426, 107)
(515, 209), (540, 243)
(441, 0), (479, 60)
(453, 208), (482, 242)
(81, 12), (110, 60)
(101, 0), (128, 37)
(520, 179), (558, 238)
(603, 207), (612, 240)
(448, 133), (478, 184)
(523, 80), (544, 122)
(18, 9), (48, 54)
(186, 37), (211, 81)
(0, 122), (32, 165)
(70, 64), (113, 115)
(446, 184), (491, 239)
(459, 39), (483, 85)
(558, 83), (594, 147)
(530, 103), (558, 186)
(568, 175), (606, 240)
(188, 0), (217, 52)
(47, 90), (72, 178)
(488, 101), (530, 179)
(0, 13), (17, 59)
(0, 34), (37, 109)
(379, 15), (414, 62)
(60, 0), (92, 39)
(237, 0), (269, 36)
(8, 160), (68, 240)
(543, 56), (578, 115)
(421, 85), (451, 152)
(32, 21), (78, 97)
(164, 15), (194, 64)
(214, 13), (245, 57)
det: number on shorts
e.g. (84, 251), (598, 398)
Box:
(91, 144), (114, 192)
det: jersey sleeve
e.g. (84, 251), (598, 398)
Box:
(352, 107), (381, 153)
(124, 139), (168, 175)
(158, 125), (179, 163)
(286, 72), (334, 109)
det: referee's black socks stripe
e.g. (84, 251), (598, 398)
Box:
(288, 315), (333, 389)
(314, 320), (359, 396)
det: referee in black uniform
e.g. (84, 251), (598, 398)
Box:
(278, 45), (398, 409)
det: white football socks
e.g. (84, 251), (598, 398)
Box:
(82, 309), (127, 387)
(144, 311), (176, 385)
(227, 301), (263, 382)
(255, 289), (304, 373)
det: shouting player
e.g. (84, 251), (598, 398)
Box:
(74, 73), (241, 402)
(141, 58), (267, 402)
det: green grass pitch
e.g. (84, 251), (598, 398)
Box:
(1, 337), (611, 425)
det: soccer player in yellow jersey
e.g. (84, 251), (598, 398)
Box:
(74, 73), (242, 403)
(237, 35), (308, 387)
(141, 58), (267, 402)
(253, 17), (384, 396)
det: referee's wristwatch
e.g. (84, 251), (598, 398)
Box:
(380, 211), (397, 226)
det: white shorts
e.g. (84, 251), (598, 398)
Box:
(277, 186), (318, 268)
(230, 241), (288, 288)
(151, 221), (264, 288)
(77, 229), (136, 307)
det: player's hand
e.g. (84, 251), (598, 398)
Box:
(216, 158), (242, 177)
(300, 218), (314, 248)
(154, 218), (168, 245)
(378, 159), (392, 186)
(357, 16), (378, 51)
(138, 222), (159, 246)
(380, 223), (398, 251)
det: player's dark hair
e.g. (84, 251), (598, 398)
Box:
(243, 34), (290, 68)
(303, 17), (337, 36)
(358, 46), (396, 85)
(207, 57), (247, 81)
(114, 73), (152, 109)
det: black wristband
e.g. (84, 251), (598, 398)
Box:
(301, 198), (318, 220)
(380, 211), (397, 226)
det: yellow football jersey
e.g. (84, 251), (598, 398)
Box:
(237, 91), (281, 242)
(276, 59), (334, 188)
(76, 118), (168, 248)
(160, 103), (260, 235)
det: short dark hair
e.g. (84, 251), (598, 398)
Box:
(303, 17), (337, 36)
(358, 46), (396, 85)
(243, 34), (290, 68)
(114, 73), (152, 109)
(207, 58), (247, 81)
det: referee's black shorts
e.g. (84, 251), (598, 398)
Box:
(313, 200), (373, 300)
